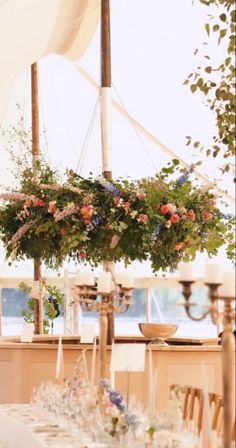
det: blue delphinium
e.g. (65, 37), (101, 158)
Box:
(151, 223), (162, 241)
(221, 213), (234, 220)
(176, 172), (190, 185)
(109, 390), (126, 412)
(97, 177), (121, 197)
(176, 164), (195, 186)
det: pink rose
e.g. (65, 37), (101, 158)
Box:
(137, 214), (148, 224)
(187, 209), (196, 221)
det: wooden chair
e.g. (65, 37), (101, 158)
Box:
(170, 385), (224, 436)
(170, 385), (236, 443)
(169, 384), (191, 418)
(170, 386), (203, 433)
(187, 387), (204, 435)
(208, 392), (224, 436)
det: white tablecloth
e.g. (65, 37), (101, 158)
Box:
(0, 404), (204, 448)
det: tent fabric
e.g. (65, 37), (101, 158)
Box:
(0, 0), (99, 90)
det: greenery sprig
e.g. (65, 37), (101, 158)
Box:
(185, 0), (235, 172)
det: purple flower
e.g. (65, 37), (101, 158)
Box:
(97, 178), (121, 197)
(91, 215), (103, 227)
(176, 164), (194, 185)
(109, 390), (126, 412)
(221, 213), (234, 220)
(176, 172), (190, 185)
(151, 224), (162, 241)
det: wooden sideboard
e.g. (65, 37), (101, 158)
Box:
(0, 336), (223, 411)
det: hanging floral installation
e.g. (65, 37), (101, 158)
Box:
(0, 159), (234, 272)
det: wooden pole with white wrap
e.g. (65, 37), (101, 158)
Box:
(100, 0), (114, 346)
(31, 62), (43, 335)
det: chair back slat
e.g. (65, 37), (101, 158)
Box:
(169, 385), (226, 439)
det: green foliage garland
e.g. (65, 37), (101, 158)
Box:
(0, 159), (234, 272)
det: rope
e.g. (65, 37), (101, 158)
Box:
(76, 66), (235, 205)
(46, 67), (79, 161)
(112, 83), (158, 172)
(22, 67), (29, 124)
(75, 95), (100, 174)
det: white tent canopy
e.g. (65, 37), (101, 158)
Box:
(0, 0), (99, 90)
(0, 0), (234, 277)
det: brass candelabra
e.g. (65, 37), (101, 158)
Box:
(179, 280), (235, 448)
(72, 279), (133, 378)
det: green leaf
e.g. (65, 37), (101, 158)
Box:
(219, 13), (227, 22)
(190, 84), (197, 93)
(218, 29), (227, 45)
(205, 23), (210, 36)
(231, 10), (236, 23)
(213, 24), (220, 32)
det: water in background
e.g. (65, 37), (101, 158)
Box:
(1, 287), (219, 337)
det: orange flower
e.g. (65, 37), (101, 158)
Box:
(60, 228), (67, 236)
(160, 204), (169, 215)
(170, 213), (180, 224)
(175, 242), (184, 251)
(34, 198), (45, 207)
(203, 211), (213, 221)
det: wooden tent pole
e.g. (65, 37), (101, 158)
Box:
(31, 62), (43, 335)
(100, 0), (114, 348)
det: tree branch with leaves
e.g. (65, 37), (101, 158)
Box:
(185, 0), (235, 173)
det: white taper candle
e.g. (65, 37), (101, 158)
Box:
(90, 337), (97, 385)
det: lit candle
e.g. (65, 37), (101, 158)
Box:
(219, 270), (235, 297)
(55, 336), (64, 384)
(152, 366), (158, 417)
(82, 350), (89, 384)
(148, 345), (154, 416)
(110, 341), (115, 389)
(205, 263), (222, 284)
(97, 272), (112, 293)
(115, 272), (124, 285)
(115, 272), (134, 288)
(178, 262), (196, 281)
(200, 363), (213, 447)
(74, 271), (95, 286)
(90, 337), (97, 385)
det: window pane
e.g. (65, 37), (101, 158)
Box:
(150, 287), (218, 337)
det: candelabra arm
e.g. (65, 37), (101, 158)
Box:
(205, 283), (222, 326)
(180, 281), (210, 321)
